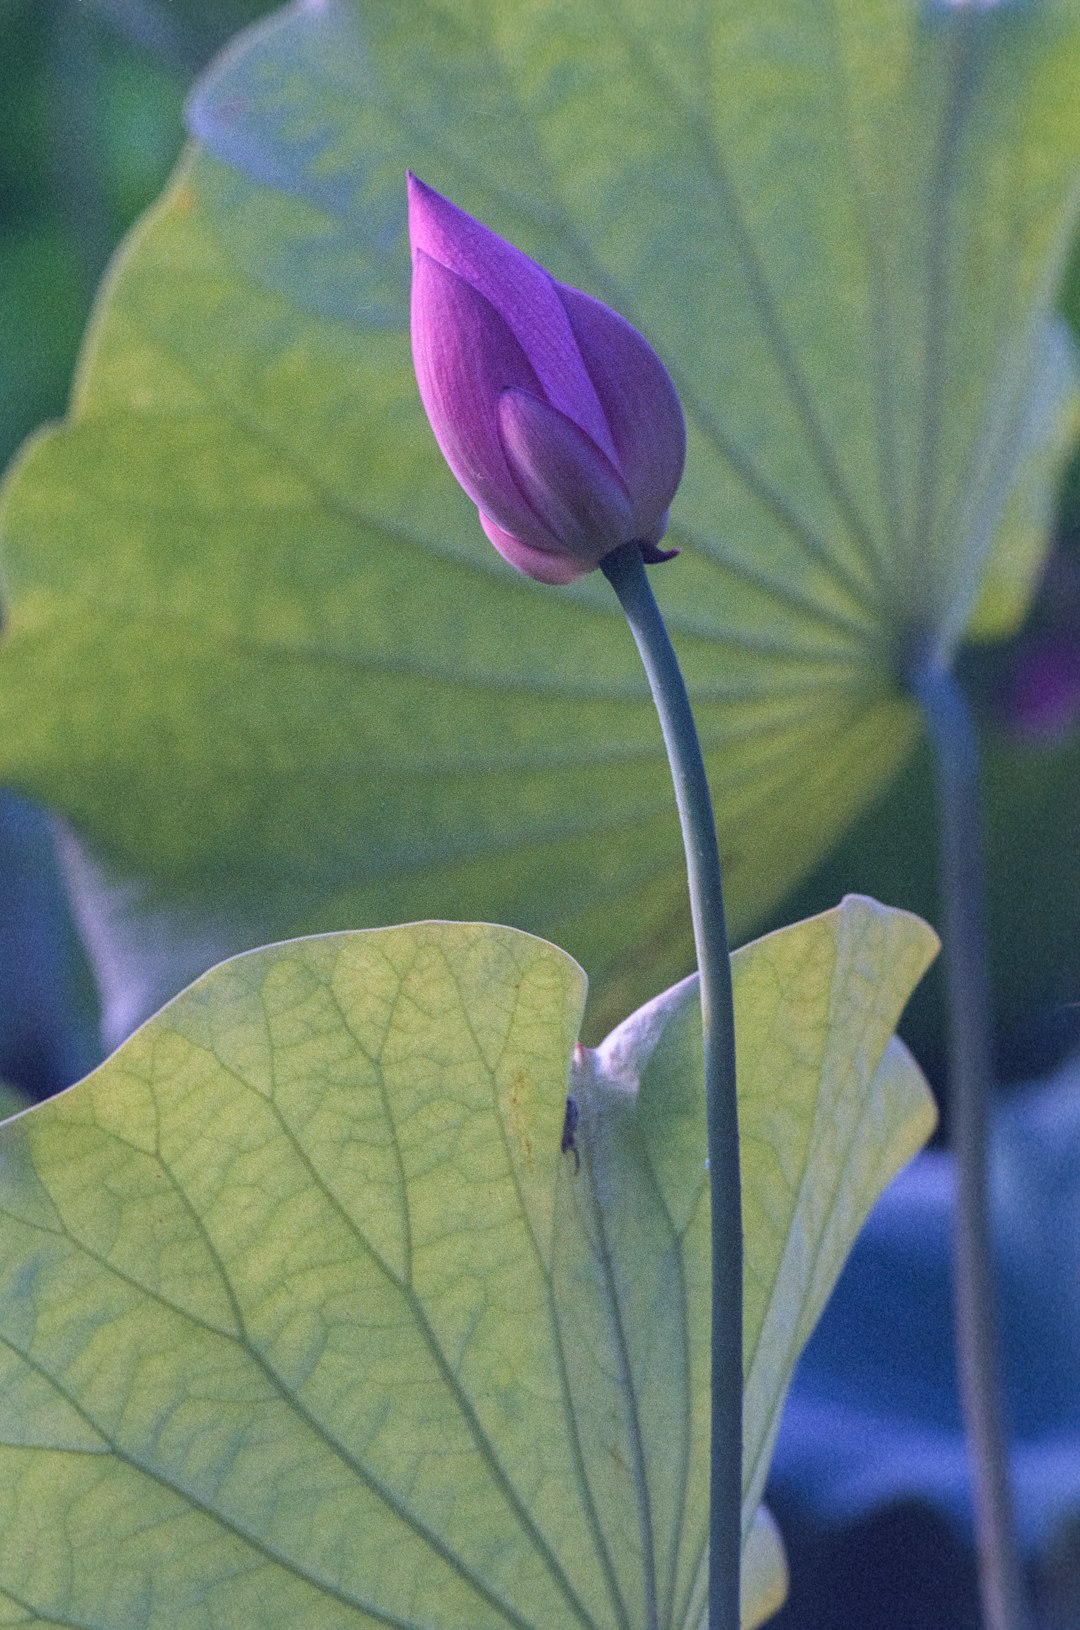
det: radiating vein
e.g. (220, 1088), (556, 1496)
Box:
(197, 29), (888, 630)
(0, 1339), (460, 1630)
(452, 963), (633, 1630)
(577, 1134), (662, 1630)
(916, 18), (982, 626)
(3, 1157), (542, 1630)
(596, 0), (889, 598)
(245, 1049), (603, 1630)
(816, 0), (908, 579)
(740, 938), (896, 1516)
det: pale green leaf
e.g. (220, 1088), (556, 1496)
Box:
(965, 318), (1080, 641)
(737, 1507), (788, 1630)
(0, 898), (935, 1628)
(0, 0), (1074, 1037)
(579, 891), (938, 1630)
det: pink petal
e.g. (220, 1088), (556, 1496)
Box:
(407, 174), (617, 466)
(555, 282), (685, 541)
(411, 249), (560, 549)
(497, 386), (635, 563)
(479, 513), (592, 584)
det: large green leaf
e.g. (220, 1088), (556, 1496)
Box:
(0, 897), (935, 1629)
(2, 0), (1071, 1038)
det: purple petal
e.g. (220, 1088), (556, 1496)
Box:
(556, 282), (685, 541)
(497, 387), (636, 564)
(411, 249), (561, 548)
(407, 174), (617, 466)
(479, 513), (591, 585)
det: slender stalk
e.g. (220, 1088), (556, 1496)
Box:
(912, 658), (1030, 1630)
(601, 544), (742, 1630)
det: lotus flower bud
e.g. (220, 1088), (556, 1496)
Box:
(407, 174), (686, 585)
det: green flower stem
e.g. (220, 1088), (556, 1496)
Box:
(601, 543), (742, 1630)
(913, 658), (1030, 1630)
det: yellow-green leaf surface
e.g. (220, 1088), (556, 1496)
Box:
(0, 0), (1075, 1039)
(0, 898), (936, 1629)
(737, 1508), (787, 1630)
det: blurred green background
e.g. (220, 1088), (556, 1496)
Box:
(0, 0), (283, 1099)
(4, 0), (1079, 1112)
(0, 0), (276, 470)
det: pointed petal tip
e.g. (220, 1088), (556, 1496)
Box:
(406, 172), (457, 225)
(406, 172), (446, 250)
(406, 173), (473, 265)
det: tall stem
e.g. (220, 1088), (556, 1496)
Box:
(602, 545), (742, 1630)
(912, 659), (1030, 1630)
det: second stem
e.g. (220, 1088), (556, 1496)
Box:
(914, 658), (1029, 1630)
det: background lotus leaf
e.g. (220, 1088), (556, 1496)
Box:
(0, 0), (1076, 1043)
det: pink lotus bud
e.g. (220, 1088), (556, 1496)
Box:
(407, 174), (685, 585)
